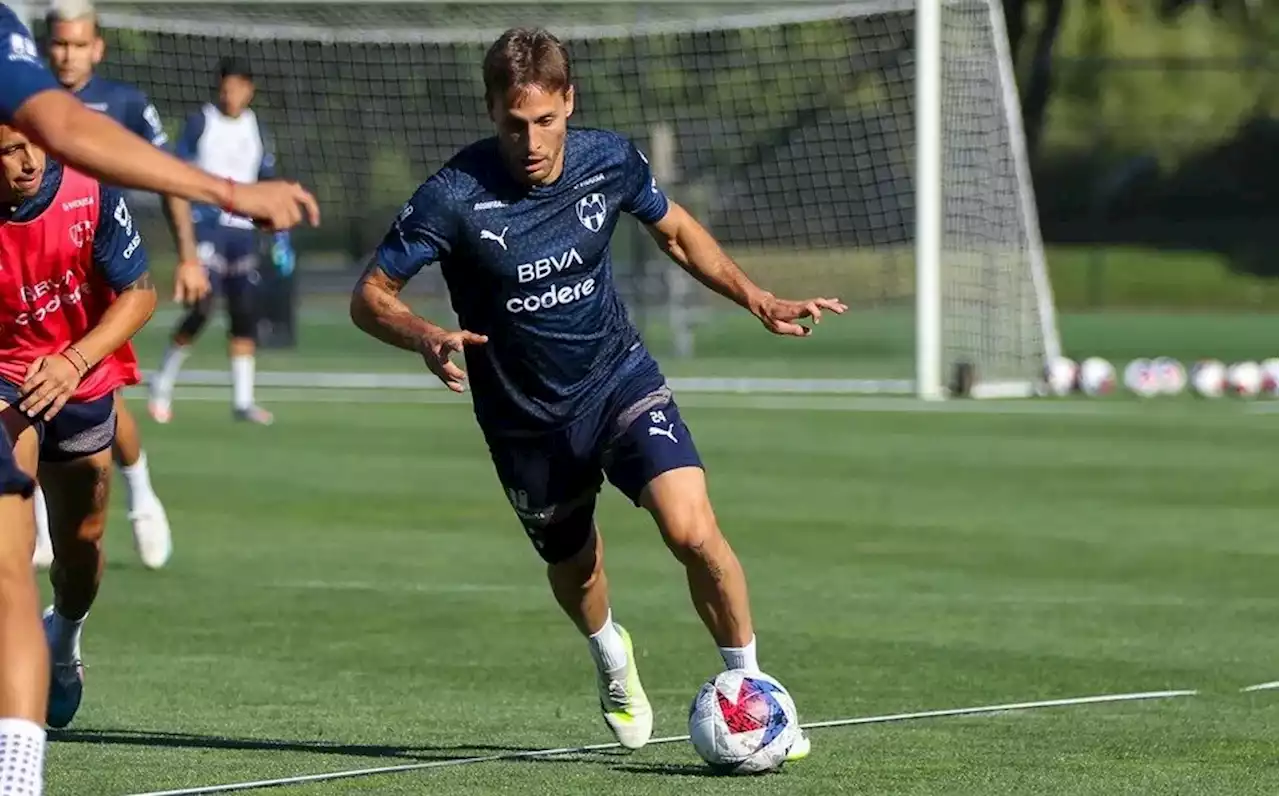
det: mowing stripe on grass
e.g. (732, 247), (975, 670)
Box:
(123, 384), (1275, 419)
(123, 689), (1198, 796)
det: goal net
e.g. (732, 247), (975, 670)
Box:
(26, 0), (1060, 398)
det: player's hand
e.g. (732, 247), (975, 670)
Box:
(173, 260), (211, 305)
(418, 329), (489, 394)
(231, 180), (321, 232)
(752, 293), (848, 337)
(19, 354), (84, 421)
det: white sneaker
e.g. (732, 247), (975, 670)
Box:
(129, 500), (172, 570)
(148, 396), (172, 424)
(595, 625), (653, 750)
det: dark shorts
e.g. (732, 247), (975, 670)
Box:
(0, 380), (116, 464)
(486, 365), (704, 563)
(0, 436), (33, 498)
(197, 224), (261, 296)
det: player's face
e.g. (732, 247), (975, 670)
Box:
(489, 84), (575, 186)
(0, 128), (47, 203)
(219, 75), (256, 117)
(46, 19), (104, 92)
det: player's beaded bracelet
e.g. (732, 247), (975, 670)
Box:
(62, 345), (90, 378)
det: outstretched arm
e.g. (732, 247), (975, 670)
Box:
(12, 90), (319, 231)
(645, 201), (847, 337)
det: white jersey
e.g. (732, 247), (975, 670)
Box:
(177, 103), (277, 229)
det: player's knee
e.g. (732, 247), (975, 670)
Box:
(654, 495), (723, 564)
(176, 299), (212, 339)
(46, 458), (112, 546)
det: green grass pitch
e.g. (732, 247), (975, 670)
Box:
(41, 379), (1276, 794)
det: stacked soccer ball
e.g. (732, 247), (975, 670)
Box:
(1045, 357), (1280, 399)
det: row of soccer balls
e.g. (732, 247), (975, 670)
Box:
(1045, 357), (1280, 398)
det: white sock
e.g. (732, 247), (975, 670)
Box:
(719, 635), (759, 672)
(0, 718), (45, 795)
(32, 486), (50, 552)
(154, 344), (190, 400)
(119, 451), (158, 512)
(48, 609), (86, 665)
(231, 354), (254, 410)
(587, 610), (629, 673)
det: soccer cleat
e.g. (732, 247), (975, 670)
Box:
(42, 607), (85, 729)
(129, 500), (172, 570)
(785, 729), (811, 762)
(147, 396), (172, 424)
(232, 405), (274, 426)
(595, 625), (653, 750)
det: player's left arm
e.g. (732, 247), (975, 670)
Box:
(621, 140), (846, 337)
(644, 205), (846, 337)
(19, 186), (157, 420)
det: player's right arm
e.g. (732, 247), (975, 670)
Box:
(0, 7), (318, 231)
(14, 93), (319, 231)
(350, 175), (486, 393)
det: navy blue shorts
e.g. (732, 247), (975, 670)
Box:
(486, 365), (703, 563)
(0, 380), (116, 464)
(0, 433), (34, 497)
(197, 223), (261, 295)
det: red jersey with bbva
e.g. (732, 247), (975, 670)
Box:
(0, 167), (139, 401)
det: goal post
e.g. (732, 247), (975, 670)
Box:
(27, 0), (1060, 399)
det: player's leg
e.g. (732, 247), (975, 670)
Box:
(490, 437), (652, 749)
(0, 402), (51, 793)
(111, 392), (171, 570)
(150, 291), (213, 424)
(225, 268), (271, 425)
(607, 389), (811, 760)
(605, 391), (755, 655)
(38, 394), (117, 729)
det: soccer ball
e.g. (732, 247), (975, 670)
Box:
(1123, 359), (1160, 398)
(1226, 361), (1262, 397)
(1190, 359), (1226, 398)
(1078, 357), (1116, 397)
(1260, 358), (1279, 396)
(688, 669), (799, 774)
(1044, 356), (1078, 396)
(1150, 357), (1187, 396)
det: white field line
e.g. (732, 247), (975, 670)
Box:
(122, 688), (1198, 796)
(1241, 681), (1279, 692)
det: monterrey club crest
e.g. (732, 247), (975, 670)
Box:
(576, 193), (606, 233)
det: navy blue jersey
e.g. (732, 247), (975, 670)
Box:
(73, 74), (167, 147)
(375, 127), (670, 435)
(0, 160), (148, 289)
(0, 5), (60, 122)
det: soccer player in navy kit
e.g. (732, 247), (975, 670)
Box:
(32, 0), (198, 571)
(352, 28), (844, 755)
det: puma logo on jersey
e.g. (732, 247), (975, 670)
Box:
(480, 227), (509, 251)
(648, 424), (678, 443)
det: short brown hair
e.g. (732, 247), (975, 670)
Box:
(483, 27), (572, 105)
